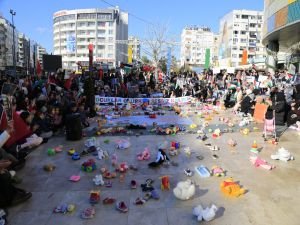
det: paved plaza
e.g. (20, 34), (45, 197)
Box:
(7, 112), (300, 225)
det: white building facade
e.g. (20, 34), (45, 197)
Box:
(53, 8), (128, 70)
(218, 10), (265, 68)
(180, 26), (214, 67)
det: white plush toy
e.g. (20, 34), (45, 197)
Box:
(193, 204), (218, 222)
(173, 179), (195, 200)
(93, 174), (104, 186)
(239, 118), (250, 127)
(116, 139), (131, 149)
(97, 147), (108, 160)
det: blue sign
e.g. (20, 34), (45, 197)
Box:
(66, 35), (76, 53)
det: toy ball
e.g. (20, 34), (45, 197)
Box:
(208, 129), (213, 133)
(47, 148), (56, 156)
(67, 204), (75, 212)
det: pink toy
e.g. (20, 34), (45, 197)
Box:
(54, 145), (63, 153)
(69, 175), (81, 182)
(250, 156), (275, 170)
(117, 162), (129, 173)
(137, 148), (151, 161)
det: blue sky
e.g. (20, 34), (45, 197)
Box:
(0, 0), (263, 55)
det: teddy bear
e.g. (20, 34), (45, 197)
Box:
(93, 174), (104, 186)
(173, 179), (195, 200)
(193, 204), (218, 222)
(220, 177), (246, 197)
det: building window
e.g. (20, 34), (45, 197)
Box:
(78, 22), (86, 27)
(241, 31), (246, 35)
(240, 38), (247, 43)
(258, 15), (262, 20)
(108, 45), (113, 50)
(232, 54), (237, 58)
(250, 23), (256, 28)
(87, 22), (95, 27)
(107, 53), (113, 58)
(98, 45), (105, 50)
(78, 30), (86, 35)
(87, 30), (95, 35)
(241, 15), (248, 19)
(108, 37), (113, 41)
(108, 30), (114, 35)
(234, 30), (238, 35)
(235, 15), (240, 19)
(77, 13), (96, 20)
(98, 37), (105, 42)
(108, 22), (113, 27)
(98, 22), (105, 27)
(97, 13), (112, 20)
(98, 30), (106, 35)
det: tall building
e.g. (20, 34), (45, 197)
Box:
(36, 45), (47, 67)
(128, 36), (140, 61)
(0, 15), (47, 75)
(218, 10), (265, 68)
(263, 0), (300, 71)
(53, 7), (128, 70)
(180, 26), (214, 68)
(212, 34), (220, 67)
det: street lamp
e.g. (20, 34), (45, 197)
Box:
(10, 9), (16, 77)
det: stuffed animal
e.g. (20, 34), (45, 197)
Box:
(227, 138), (237, 147)
(193, 204), (218, 222)
(184, 147), (191, 157)
(116, 139), (131, 149)
(220, 178), (245, 197)
(211, 166), (225, 177)
(137, 148), (151, 160)
(173, 179), (195, 200)
(117, 162), (129, 173)
(239, 118), (250, 127)
(93, 174), (104, 186)
(271, 148), (294, 162)
(212, 129), (221, 138)
(160, 176), (170, 190)
(97, 147), (109, 160)
(169, 147), (178, 156)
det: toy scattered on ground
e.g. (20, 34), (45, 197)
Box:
(173, 179), (196, 200)
(197, 133), (208, 141)
(111, 153), (118, 167)
(250, 140), (259, 153)
(271, 148), (294, 162)
(85, 137), (96, 148)
(54, 145), (63, 153)
(89, 190), (100, 204)
(195, 165), (211, 178)
(116, 201), (128, 213)
(239, 118), (250, 127)
(250, 156), (275, 170)
(208, 128), (213, 133)
(116, 139), (131, 149)
(137, 148), (151, 160)
(81, 207), (95, 219)
(43, 164), (56, 172)
(184, 147), (192, 157)
(184, 168), (193, 177)
(169, 147), (178, 156)
(47, 148), (55, 156)
(220, 178), (246, 197)
(81, 159), (96, 172)
(130, 180), (137, 189)
(171, 141), (180, 149)
(190, 124), (197, 129)
(71, 152), (80, 160)
(141, 179), (154, 192)
(93, 175), (104, 186)
(193, 204), (218, 222)
(116, 162), (129, 173)
(211, 166), (225, 177)
(103, 139), (110, 144)
(69, 175), (81, 182)
(68, 148), (75, 155)
(210, 145), (220, 151)
(212, 129), (221, 138)
(240, 128), (250, 135)
(160, 176), (170, 190)
(97, 147), (109, 160)
(227, 138), (237, 147)
(102, 197), (116, 204)
(53, 203), (76, 214)
(101, 167), (117, 179)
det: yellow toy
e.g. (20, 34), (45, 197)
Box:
(190, 124), (197, 129)
(212, 128), (221, 138)
(220, 178), (246, 197)
(240, 128), (250, 135)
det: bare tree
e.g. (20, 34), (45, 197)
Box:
(143, 23), (169, 81)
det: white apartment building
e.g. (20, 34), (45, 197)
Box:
(218, 10), (265, 68)
(128, 36), (140, 61)
(180, 26), (214, 67)
(36, 45), (47, 66)
(0, 16), (18, 70)
(53, 8), (128, 70)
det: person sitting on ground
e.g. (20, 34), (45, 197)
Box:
(240, 89), (255, 116)
(31, 107), (53, 139)
(0, 163), (32, 208)
(148, 149), (170, 167)
(78, 104), (89, 128)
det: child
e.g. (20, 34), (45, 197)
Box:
(148, 149), (169, 168)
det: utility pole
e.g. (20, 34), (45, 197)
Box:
(10, 9), (16, 77)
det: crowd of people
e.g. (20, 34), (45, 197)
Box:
(0, 67), (300, 221)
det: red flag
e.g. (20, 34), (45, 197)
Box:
(37, 60), (42, 77)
